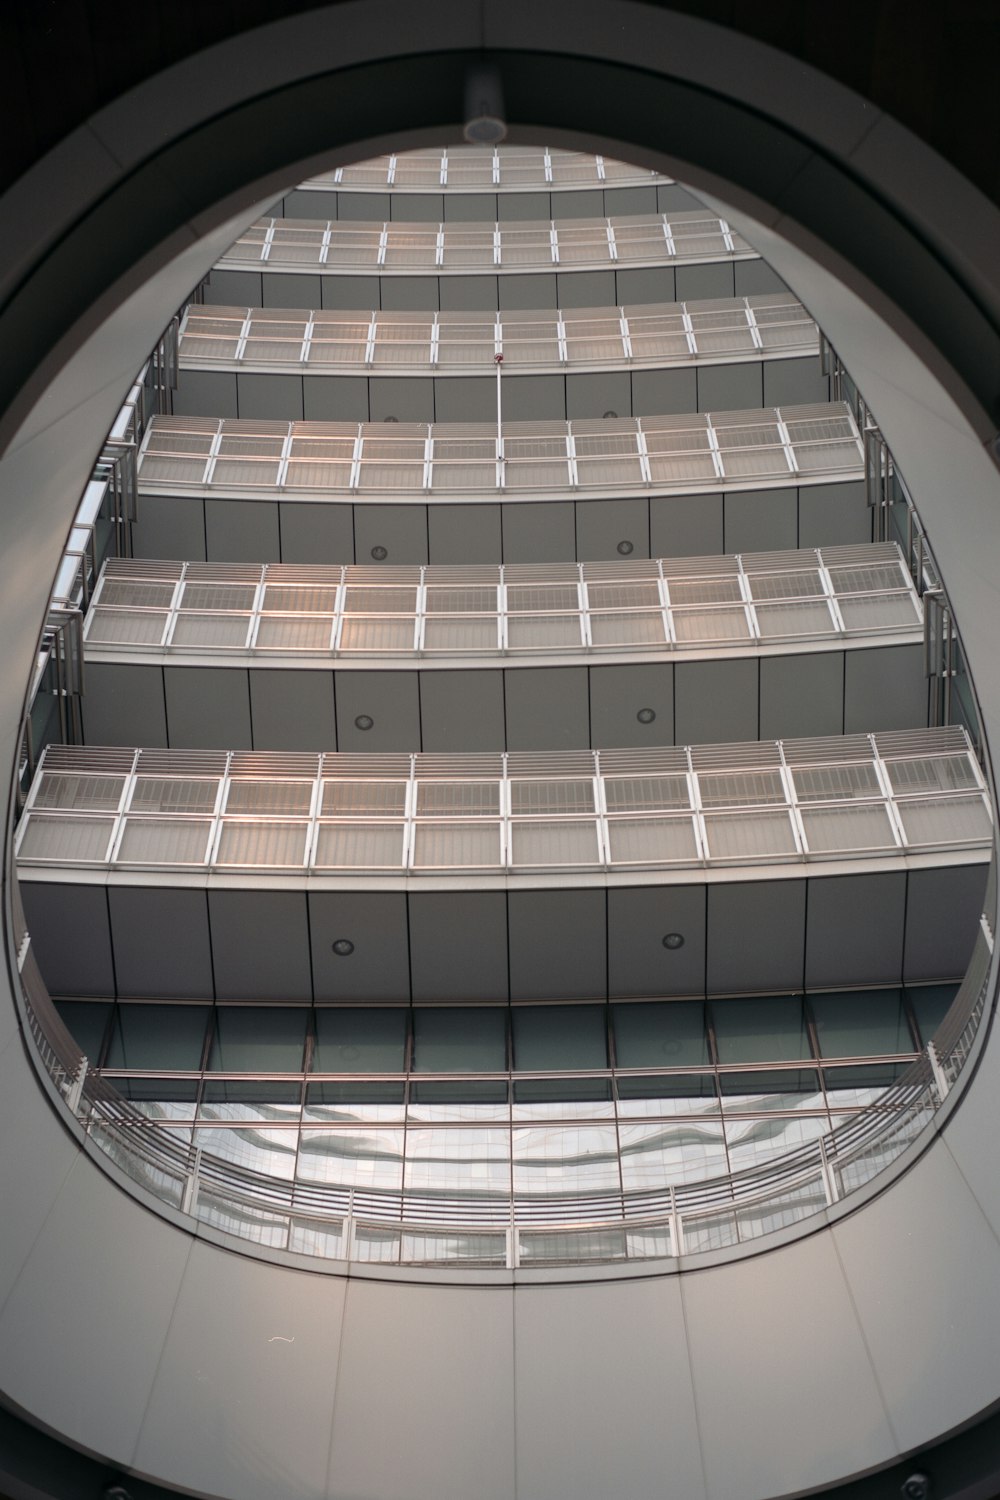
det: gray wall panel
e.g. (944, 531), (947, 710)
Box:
(551, 189), (604, 218)
(132, 493), (207, 560)
(843, 642), (928, 732)
(0, 1155), (191, 1473)
(428, 501), (502, 562)
(279, 501), (355, 564)
(589, 662), (674, 748)
(501, 373), (565, 419)
(329, 1281), (515, 1500)
(650, 492), (724, 556)
(334, 670), (421, 751)
(338, 191), (388, 220)
(497, 193), (550, 221)
(369, 375), (433, 422)
(508, 889), (607, 1000)
(706, 880), (806, 994)
(353, 502), (428, 565)
(514, 1279), (704, 1500)
(389, 193), (443, 221)
(134, 1242), (345, 1500)
(657, 184), (704, 211)
(108, 887), (213, 999)
(172, 368), (238, 417)
(557, 269), (616, 306)
(408, 891), (508, 1002)
(805, 872), (906, 989)
(697, 360), (764, 412)
(309, 891), (410, 1003)
(302, 374), (369, 421)
(565, 371), (632, 419)
(283, 187), (336, 218)
(443, 193), (497, 223)
(205, 497), (281, 562)
(674, 658), (758, 744)
(321, 274), (381, 310)
(235, 372), (303, 420)
(759, 651), (844, 739)
(616, 265), (676, 303)
(502, 500), (576, 563)
(675, 262), (736, 300)
(683, 1231), (895, 1499)
(504, 666), (589, 750)
(734, 259), (788, 295)
(380, 276), (440, 311)
(631, 365), (697, 415)
(798, 478), (871, 548)
(575, 496), (648, 559)
(164, 665), (252, 750)
(604, 185), (659, 216)
(261, 271), (322, 308)
(763, 356), (830, 405)
(438, 274), (498, 309)
(723, 486), (798, 552)
(498, 273), (557, 309)
(249, 669), (337, 751)
(203, 268), (262, 305)
(208, 889), (312, 1001)
(0, 1035), (80, 1312)
(418, 670), (506, 752)
(608, 885), (706, 998)
(903, 864), (988, 982)
(82, 661), (168, 747)
(20, 883), (114, 997)
(433, 376), (496, 423)
(833, 1141), (1000, 1456)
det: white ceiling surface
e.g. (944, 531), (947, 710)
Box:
(2, 5), (1000, 1499)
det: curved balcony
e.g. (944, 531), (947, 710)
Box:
(302, 147), (675, 194)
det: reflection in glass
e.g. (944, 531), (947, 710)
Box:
(718, 1069), (823, 1112)
(513, 1076), (612, 1109)
(613, 1001), (709, 1068)
(823, 1062), (909, 1110)
(304, 1081), (405, 1123)
(513, 1124), (620, 1197)
(619, 1119), (728, 1188)
(615, 1073), (719, 1116)
(194, 1123), (298, 1180)
(404, 1127), (511, 1198)
(725, 1113), (828, 1172)
(296, 1126), (404, 1191)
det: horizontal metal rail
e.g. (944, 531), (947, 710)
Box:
(301, 147), (675, 193)
(18, 920), (993, 1267)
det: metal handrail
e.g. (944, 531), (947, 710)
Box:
(17, 918), (993, 1267)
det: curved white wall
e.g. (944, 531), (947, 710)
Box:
(2, 7), (1000, 1497)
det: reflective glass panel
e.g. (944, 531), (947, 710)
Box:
(718, 1069), (823, 1111)
(711, 997), (811, 1063)
(823, 1061), (909, 1109)
(107, 1003), (210, 1070)
(54, 1000), (112, 1062)
(296, 1126), (405, 1190)
(313, 1008), (407, 1072)
(512, 1124), (620, 1196)
(615, 1073), (719, 1116)
(304, 1081), (405, 1123)
(724, 1113), (828, 1172)
(909, 983), (960, 1044)
(613, 1001), (709, 1068)
(512, 1005), (608, 1071)
(411, 1007), (507, 1072)
(208, 1008), (309, 1071)
(809, 991), (912, 1058)
(618, 1119), (728, 1187)
(404, 1128), (511, 1197)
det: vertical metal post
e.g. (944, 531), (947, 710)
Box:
(343, 1187), (356, 1261)
(66, 1056), (88, 1114)
(181, 1146), (203, 1216)
(927, 1042), (951, 1102)
(669, 1185), (684, 1257)
(495, 352), (503, 446)
(818, 1135), (840, 1206)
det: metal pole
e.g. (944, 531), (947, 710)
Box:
(495, 352), (503, 443)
